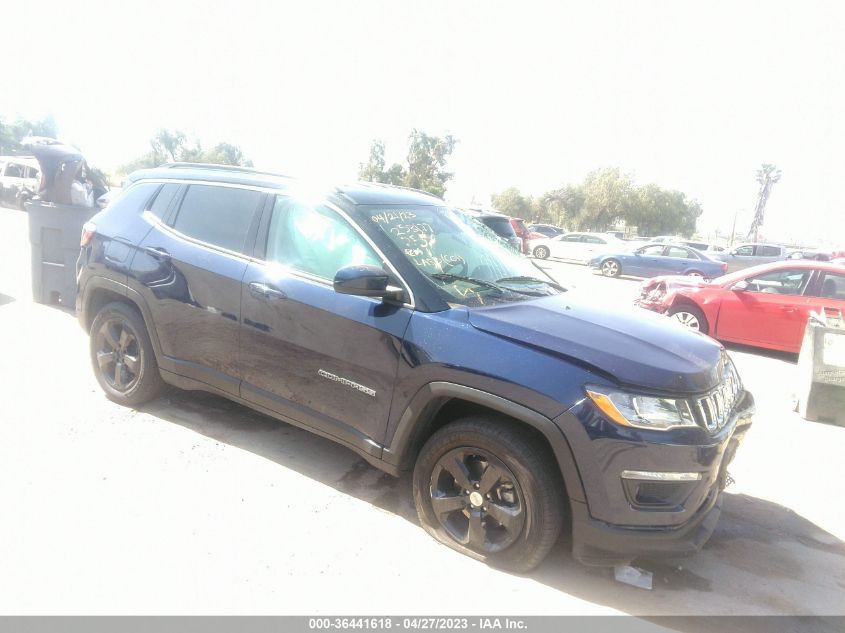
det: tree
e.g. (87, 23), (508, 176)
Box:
(0, 115), (59, 154)
(747, 163), (781, 241)
(150, 129), (189, 162)
(358, 130), (457, 197)
(538, 185), (584, 228)
(117, 128), (253, 175)
(576, 167), (635, 231)
(358, 140), (405, 186)
(491, 187), (535, 219)
(528, 168), (701, 236)
(631, 185), (701, 237)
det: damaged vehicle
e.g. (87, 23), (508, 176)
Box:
(76, 163), (754, 572)
(636, 260), (845, 353)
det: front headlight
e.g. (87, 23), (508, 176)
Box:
(586, 386), (697, 431)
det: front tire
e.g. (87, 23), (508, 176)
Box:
(668, 304), (709, 334)
(89, 301), (165, 406)
(413, 417), (564, 573)
(601, 259), (621, 277)
(533, 245), (550, 259)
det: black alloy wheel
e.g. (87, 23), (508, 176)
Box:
(89, 301), (165, 406)
(94, 317), (142, 393)
(413, 417), (564, 572)
(429, 448), (526, 554)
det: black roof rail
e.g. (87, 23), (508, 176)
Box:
(159, 162), (291, 178)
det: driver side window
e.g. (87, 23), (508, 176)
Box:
(745, 269), (812, 295)
(639, 245), (664, 256)
(734, 245), (754, 256)
(265, 197), (381, 280)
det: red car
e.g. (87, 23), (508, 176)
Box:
(509, 218), (545, 254)
(636, 260), (845, 353)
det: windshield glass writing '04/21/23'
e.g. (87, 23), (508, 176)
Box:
(365, 206), (563, 306)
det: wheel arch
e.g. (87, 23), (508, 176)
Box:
(383, 382), (586, 504)
(80, 276), (163, 359)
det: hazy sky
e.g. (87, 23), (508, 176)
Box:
(3, 0), (844, 245)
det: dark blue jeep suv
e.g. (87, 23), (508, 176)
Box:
(76, 163), (754, 572)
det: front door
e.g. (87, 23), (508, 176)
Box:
(627, 244), (665, 276)
(715, 267), (815, 351)
(239, 196), (412, 453)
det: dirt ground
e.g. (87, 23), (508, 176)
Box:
(0, 207), (843, 619)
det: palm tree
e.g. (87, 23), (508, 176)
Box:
(747, 164), (782, 242)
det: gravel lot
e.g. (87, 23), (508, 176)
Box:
(1, 207), (843, 618)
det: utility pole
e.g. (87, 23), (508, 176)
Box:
(729, 210), (739, 247)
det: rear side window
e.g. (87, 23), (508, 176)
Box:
(757, 245), (782, 257)
(171, 184), (263, 253)
(110, 182), (160, 214)
(815, 271), (845, 300)
(665, 246), (691, 258)
(481, 217), (517, 238)
(148, 183), (180, 219)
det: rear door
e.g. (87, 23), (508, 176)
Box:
(581, 235), (609, 261)
(659, 245), (695, 276)
(715, 267), (815, 351)
(551, 233), (584, 259)
(238, 196), (412, 453)
(131, 182), (265, 394)
(755, 244), (785, 266)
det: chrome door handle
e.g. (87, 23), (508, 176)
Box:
(248, 282), (286, 300)
(143, 246), (171, 262)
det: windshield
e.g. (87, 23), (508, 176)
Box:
(364, 205), (563, 307)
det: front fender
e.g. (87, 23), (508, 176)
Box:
(382, 381), (587, 503)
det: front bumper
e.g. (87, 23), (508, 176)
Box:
(558, 390), (754, 566)
(633, 297), (668, 313)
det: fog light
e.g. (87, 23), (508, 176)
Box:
(620, 471), (701, 510)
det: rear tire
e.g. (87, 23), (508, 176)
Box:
(533, 246), (550, 259)
(89, 301), (165, 406)
(413, 416), (564, 573)
(668, 304), (709, 334)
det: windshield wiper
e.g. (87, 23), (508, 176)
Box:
(429, 273), (535, 296)
(495, 275), (566, 292)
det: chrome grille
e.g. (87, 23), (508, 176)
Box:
(691, 358), (742, 432)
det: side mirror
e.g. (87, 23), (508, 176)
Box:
(731, 280), (749, 292)
(333, 265), (403, 300)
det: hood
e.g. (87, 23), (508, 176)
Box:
(468, 294), (724, 394)
(642, 275), (711, 291)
